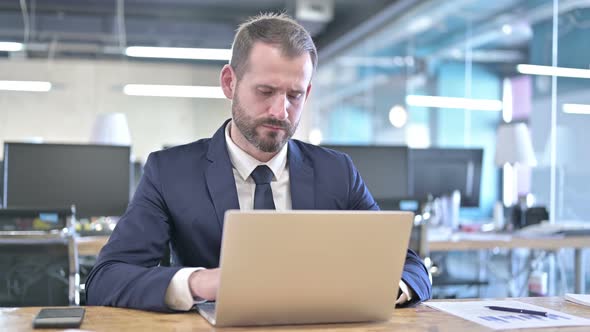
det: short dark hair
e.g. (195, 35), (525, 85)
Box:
(230, 12), (318, 79)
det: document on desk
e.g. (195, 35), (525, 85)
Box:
(426, 300), (590, 330)
(566, 293), (590, 307)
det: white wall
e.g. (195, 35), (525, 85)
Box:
(0, 58), (233, 162)
(0, 58), (317, 162)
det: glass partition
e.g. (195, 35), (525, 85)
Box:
(311, 0), (590, 223)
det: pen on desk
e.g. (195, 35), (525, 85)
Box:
(485, 306), (547, 316)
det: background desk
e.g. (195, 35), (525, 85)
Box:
(429, 234), (590, 251)
(77, 236), (109, 256)
(429, 234), (590, 294)
(76, 234), (590, 293)
(2, 297), (590, 332)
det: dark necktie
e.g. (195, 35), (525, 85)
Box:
(250, 165), (276, 210)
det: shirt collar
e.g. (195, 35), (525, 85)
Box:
(224, 121), (288, 182)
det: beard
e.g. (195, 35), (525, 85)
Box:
(232, 93), (298, 153)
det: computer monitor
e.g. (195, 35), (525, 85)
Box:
(131, 160), (144, 197)
(408, 148), (483, 207)
(0, 160), (3, 207)
(320, 145), (410, 200)
(3, 142), (131, 218)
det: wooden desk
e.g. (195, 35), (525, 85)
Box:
(429, 234), (590, 294)
(2, 297), (590, 332)
(76, 236), (109, 256)
(429, 234), (590, 252)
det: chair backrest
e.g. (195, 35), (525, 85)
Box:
(0, 207), (79, 306)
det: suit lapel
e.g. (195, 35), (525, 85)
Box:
(205, 120), (240, 229)
(288, 141), (315, 210)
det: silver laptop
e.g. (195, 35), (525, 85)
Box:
(196, 210), (414, 327)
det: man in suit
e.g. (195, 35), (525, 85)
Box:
(86, 13), (431, 312)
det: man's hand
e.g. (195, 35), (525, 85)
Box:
(395, 280), (412, 305)
(395, 291), (409, 305)
(188, 268), (220, 301)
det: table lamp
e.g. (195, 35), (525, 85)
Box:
(494, 122), (537, 228)
(90, 112), (131, 146)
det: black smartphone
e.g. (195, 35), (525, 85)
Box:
(32, 308), (85, 329)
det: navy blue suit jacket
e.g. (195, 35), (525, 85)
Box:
(86, 120), (432, 312)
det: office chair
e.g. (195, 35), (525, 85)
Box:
(0, 208), (80, 306)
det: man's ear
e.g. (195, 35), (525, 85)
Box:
(304, 82), (312, 102)
(220, 64), (236, 100)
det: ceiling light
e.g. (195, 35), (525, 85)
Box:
(450, 49), (462, 59)
(308, 129), (323, 145)
(0, 42), (24, 52)
(123, 84), (226, 98)
(0, 80), (51, 92)
(563, 103), (590, 115)
(388, 105), (408, 128)
(407, 17), (433, 34)
(517, 64), (590, 79)
(405, 95), (503, 111)
(393, 56), (405, 66)
(125, 46), (231, 61)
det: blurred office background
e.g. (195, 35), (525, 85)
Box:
(0, 0), (589, 304)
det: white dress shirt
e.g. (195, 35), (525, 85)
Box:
(224, 123), (291, 211)
(164, 122), (411, 310)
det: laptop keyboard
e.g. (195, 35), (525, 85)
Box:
(197, 302), (216, 317)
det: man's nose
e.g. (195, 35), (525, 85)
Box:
(268, 94), (289, 120)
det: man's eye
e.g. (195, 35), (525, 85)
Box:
(289, 93), (303, 100)
(259, 90), (273, 96)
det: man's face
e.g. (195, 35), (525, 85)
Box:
(229, 42), (313, 153)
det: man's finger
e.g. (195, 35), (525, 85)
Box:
(395, 292), (408, 305)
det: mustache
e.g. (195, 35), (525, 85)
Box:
(257, 118), (290, 129)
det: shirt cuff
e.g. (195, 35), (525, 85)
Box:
(165, 267), (204, 311)
(398, 280), (413, 302)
